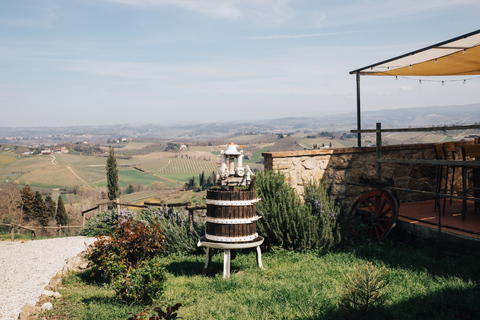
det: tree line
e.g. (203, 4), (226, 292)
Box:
(184, 171), (216, 192)
(19, 186), (69, 226)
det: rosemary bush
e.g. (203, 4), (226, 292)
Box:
(256, 170), (341, 251)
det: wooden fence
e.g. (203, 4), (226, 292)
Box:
(82, 199), (207, 233)
(1, 199), (207, 242)
(0, 223), (82, 241)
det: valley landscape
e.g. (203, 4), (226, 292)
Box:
(1, 104), (480, 230)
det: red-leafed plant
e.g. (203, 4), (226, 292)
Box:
(128, 303), (183, 320)
(86, 216), (166, 304)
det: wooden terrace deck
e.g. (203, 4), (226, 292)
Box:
(396, 199), (480, 247)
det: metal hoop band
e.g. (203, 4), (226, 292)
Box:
(205, 233), (258, 242)
(205, 198), (261, 206)
(205, 216), (261, 224)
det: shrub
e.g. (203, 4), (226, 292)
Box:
(255, 170), (341, 251)
(136, 206), (205, 255)
(303, 179), (341, 251)
(338, 262), (389, 319)
(82, 207), (204, 255)
(86, 216), (166, 303)
(80, 210), (118, 237)
(112, 256), (166, 304)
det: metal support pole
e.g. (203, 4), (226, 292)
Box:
(376, 122), (382, 182)
(356, 72), (362, 147)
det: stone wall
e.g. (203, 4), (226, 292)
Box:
(263, 141), (470, 209)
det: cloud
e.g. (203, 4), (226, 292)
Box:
(104, 0), (241, 19)
(103, 0), (292, 21)
(251, 31), (356, 40)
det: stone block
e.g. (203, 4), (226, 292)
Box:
(302, 158), (317, 170)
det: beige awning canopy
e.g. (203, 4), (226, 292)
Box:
(350, 29), (480, 147)
(350, 29), (480, 76)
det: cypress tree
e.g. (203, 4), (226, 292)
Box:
(199, 171), (205, 187)
(106, 147), (120, 210)
(33, 191), (49, 226)
(45, 195), (57, 219)
(20, 186), (35, 222)
(56, 196), (68, 226)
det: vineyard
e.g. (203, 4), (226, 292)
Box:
(0, 151), (221, 188)
(18, 166), (84, 187)
(156, 158), (217, 175)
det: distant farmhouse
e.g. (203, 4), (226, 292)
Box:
(54, 146), (69, 154)
(41, 149), (52, 155)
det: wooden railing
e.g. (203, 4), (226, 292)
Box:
(0, 223), (82, 241)
(82, 199), (207, 233)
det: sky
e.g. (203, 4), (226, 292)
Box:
(1, 0), (479, 127)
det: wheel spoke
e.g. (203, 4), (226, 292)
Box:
(378, 197), (387, 214)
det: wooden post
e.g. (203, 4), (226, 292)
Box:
(31, 230), (35, 240)
(116, 198), (120, 215)
(188, 202), (193, 234)
(10, 224), (14, 242)
(376, 122), (382, 182)
(59, 225), (62, 237)
(82, 213), (85, 229)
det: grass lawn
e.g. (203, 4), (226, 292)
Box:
(46, 241), (480, 320)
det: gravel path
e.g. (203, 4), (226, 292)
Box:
(0, 237), (96, 320)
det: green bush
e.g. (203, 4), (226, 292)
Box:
(112, 256), (166, 304)
(86, 216), (166, 303)
(136, 206), (205, 255)
(256, 170), (341, 251)
(81, 207), (204, 255)
(80, 210), (118, 237)
(303, 179), (341, 251)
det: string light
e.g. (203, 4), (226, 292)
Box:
(409, 64), (412, 69)
(435, 59), (438, 64)
(464, 49), (467, 54)
(389, 75), (480, 84)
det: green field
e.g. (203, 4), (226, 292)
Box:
(251, 146), (271, 162)
(0, 153), (18, 167)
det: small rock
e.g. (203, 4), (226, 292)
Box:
(36, 294), (52, 307)
(42, 290), (55, 297)
(63, 254), (90, 273)
(18, 303), (35, 320)
(41, 302), (53, 310)
(53, 292), (62, 299)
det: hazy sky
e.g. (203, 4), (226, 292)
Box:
(1, 0), (479, 127)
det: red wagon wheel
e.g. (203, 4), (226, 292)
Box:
(349, 189), (399, 241)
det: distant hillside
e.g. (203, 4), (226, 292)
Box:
(1, 103), (479, 142)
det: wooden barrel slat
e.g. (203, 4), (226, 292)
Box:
(205, 188), (259, 243)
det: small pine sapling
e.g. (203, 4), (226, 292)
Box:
(338, 262), (389, 319)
